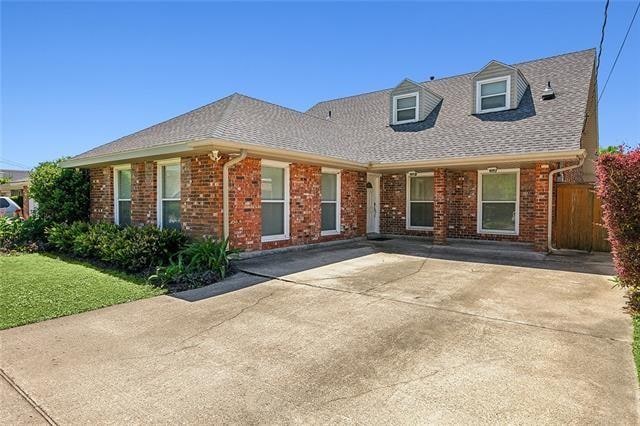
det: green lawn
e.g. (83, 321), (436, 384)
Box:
(0, 254), (165, 330)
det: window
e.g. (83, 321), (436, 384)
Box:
(476, 76), (510, 113)
(114, 165), (131, 226)
(261, 161), (289, 242)
(406, 173), (434, 229)
(157, 161), (181, 230)
(392, 92), (419, 124)
(478, 169), (519, 234)
(321, 169), (341, 235)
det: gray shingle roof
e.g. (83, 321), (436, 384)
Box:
(72, 49), (594, 165)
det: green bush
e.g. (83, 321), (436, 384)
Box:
(47, 222), (187, 273)
(29, 158), (90, 223)
(0, 216), (49, 252)
(149, 237), (239, 290)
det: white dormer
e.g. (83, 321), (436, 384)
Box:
(472, 60), (528, 114)
(389, 79), (442, 125)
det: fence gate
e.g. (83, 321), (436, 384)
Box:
(554, 183), (610, 252)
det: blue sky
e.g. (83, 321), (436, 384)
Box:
(2, 1), (639, 169)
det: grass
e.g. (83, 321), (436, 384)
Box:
(0, 253), (165, 330)
(634, 316), (640, 382)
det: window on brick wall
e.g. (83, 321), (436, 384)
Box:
(321, 168), (341, 236)
(261, 160), (289, 242)
(478, 169), (519, 234)
(406, 173), (434, 229)
(157, 160), (181, 230)
(114, 165), (131, 226)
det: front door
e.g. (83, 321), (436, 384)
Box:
(366, 174), (380, 234)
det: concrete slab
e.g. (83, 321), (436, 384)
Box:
(1, 240), (636, 424)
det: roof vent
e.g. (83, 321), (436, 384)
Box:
(326, 110), (332, 120)
(429, 76), (435, 81)
(541, 81), (555, 100)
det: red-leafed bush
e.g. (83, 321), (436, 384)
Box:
(595, 146), (640, 313)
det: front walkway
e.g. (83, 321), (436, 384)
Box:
(1, 239), (636, 424)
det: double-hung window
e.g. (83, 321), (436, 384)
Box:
(261, 160), (289, 242)
(157, 160), (181, 230)
(476, 76), (510, 113)
(114, 165), (131, 226)
(406, 173), (434, 229)
(392, 92), (419, 124)
(320, 169), (341, 235)
(478, 169), (519, 234)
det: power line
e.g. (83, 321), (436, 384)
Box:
(599, 1), (640, 101)
(0, 158), (32, 170)
(596, 0), (611, 75)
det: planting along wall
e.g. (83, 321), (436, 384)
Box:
(380, 163), (551, 250)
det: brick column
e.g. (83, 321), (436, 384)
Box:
(131, 161), (157, 226)
(433, 168), (448, 244)
(533, 163), (551, 252)
(89, 167), (114, 223)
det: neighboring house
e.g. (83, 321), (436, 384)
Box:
(0, 169), (35, 217)
(62, 49), (598, 252)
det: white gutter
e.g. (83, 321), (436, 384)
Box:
(223, 149), (247, 239)
(547, 152), (586, 252)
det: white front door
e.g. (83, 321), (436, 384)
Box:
(366, 174), (380, 233)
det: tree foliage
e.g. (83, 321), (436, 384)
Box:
(29, 158), (90, 223)
(595, 146), (640, 314)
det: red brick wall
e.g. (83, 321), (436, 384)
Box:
(89, 167), (113, 222)
(337, 170), (367, 239)
(181, 155), (221, 237)
(433, 168), (447, 244)
(289, 163), (321, 246)
(131, 161), (157, 226)
(380, 165), (550, 248)
(228, 157), (262, 251)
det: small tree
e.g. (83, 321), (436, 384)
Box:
(595, 146), (640, 313)
(29, 158), (90, 223)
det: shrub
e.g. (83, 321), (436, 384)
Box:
(0, 216), (49, 252)
(29, 158), (90, 223)
(149, 237), (240, 291)
(47, 222), (187, 273)
(595, 146), (640, 314)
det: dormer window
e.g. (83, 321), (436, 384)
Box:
(392, 92), (419, 124)
(476, 76), (511, 113)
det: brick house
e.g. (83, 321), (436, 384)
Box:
(62, 49), (598, 252)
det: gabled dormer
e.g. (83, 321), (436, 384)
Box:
(472, 60), (529, 114)
(389, 79), (442, 125)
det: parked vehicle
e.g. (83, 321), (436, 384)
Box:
(0, 197), (22, 218)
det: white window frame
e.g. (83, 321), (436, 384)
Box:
(320, 167), (341, 236)
(406, 172), (434, 231)
(476, 75), (511, 113)
(477, 168), (520, 235)
(113, 164), (131, 226)
(156, 158), (181, 229)
(392, 92), (420, 125)
(261, 159), (290, 243)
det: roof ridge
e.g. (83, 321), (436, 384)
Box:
(308, 48), (596, 109)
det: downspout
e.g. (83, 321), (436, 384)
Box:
(223, 150), (247, 239)
(547, 154), (585, 252)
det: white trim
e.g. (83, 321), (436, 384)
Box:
(477, 168), (520, 235)
(406, 172), (434, 231)
(320, 168), (341, 236)
(157, 159), (181, 229)
(392, 92), (420, 125)
(113, 164), (131, 226)
(260, 160), (290, 242)
(475, 75), (511, 114)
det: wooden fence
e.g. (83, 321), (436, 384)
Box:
(554, 183), (610, 252)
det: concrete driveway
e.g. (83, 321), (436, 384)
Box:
(1, 239), (637, 424)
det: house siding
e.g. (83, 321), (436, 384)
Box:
(131, 161), (157, 226)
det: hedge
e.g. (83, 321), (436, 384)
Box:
(595, 146), (640, 314)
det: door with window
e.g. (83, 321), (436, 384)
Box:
(366, 174), (380, 233)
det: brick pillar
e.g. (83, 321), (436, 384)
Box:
(89, 167), (114, 223)
(533, 163), (551, 252)
(433, 168), (448, 244)
(22, 185), (30, 218)
(131, 161), (157, 226)
(227, 157), (261, 251)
